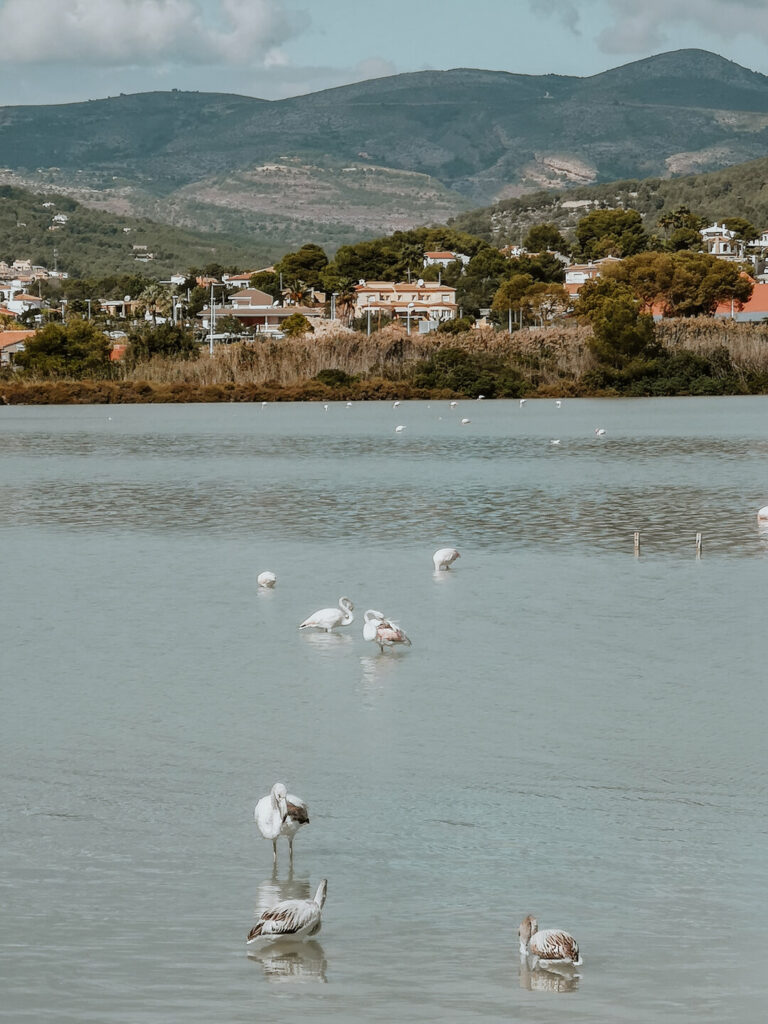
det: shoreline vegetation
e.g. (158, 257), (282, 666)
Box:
(3, 319), (768, 405)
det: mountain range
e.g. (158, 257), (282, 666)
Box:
(3, 48), (768, 254)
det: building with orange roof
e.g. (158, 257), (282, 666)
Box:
(355, 280), (458, 323)
(0, 329), (35, 364)
(423, 250), (469, 269)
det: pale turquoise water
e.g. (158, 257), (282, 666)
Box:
(1, 398), (766, 1022)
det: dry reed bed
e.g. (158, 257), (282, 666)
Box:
(4, 320), (768, 404)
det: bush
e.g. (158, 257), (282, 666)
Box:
(410, 347), (524, 398)
(314, 368), (356, 387)
(281, 313), (313, 337)
(437, 316), (475, 334)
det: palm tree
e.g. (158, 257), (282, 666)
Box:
(135, 283), (173, 324)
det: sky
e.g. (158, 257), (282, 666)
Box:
(2, 0), (768, 105)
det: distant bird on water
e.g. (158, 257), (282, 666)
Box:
(257, 571), (277, 588)
(255, 782), (310, 865)
(433, 547), (460, 571)
(299, 597), (354, 632)
(555, 400), (562, 408)
(519, 915), (582, 967)
(247, 879), (327, 944)
(395, 425), (406, 433)
(450, 401), (458, 408)
(519, 399), (526, 407)
(595, 427), (606, 436)
(363, 609), (412, 652)
(461, 418), (471, 425)
(758, 505), (768, 521)
(549, 439), (561, 446)
(393, 400), (401, 408)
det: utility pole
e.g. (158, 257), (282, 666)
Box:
(209, 282), (216, 356)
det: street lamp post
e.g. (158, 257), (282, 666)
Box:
(86, 298), (92, 321)
(331, 292), (338, 321)
(367, 302), (373, 337)
(407, 301), (415, 335)
(208, 282), (216, 356)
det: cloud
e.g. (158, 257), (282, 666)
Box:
(535, 0), (768, 53)
(0, 0), (305, 66)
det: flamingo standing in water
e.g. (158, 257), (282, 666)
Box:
(247, 879), (327, 944)
(255, 783), (310, 864)
(758, 505), (768, 521)
(363, 609), (412, 652)
(299, 597), (354, 632)
(519, 915), (582, 967)
(433, 547), (460, 571)
(257, 571), (277, 588)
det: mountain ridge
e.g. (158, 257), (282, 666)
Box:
(3, 49), (768, 250)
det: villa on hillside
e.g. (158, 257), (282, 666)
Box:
(422, 250), (469, 269)
(354, 280), (458, 324)
(0, 329), (35, 364)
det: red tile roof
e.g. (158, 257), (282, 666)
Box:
(0, 329), (35, 350)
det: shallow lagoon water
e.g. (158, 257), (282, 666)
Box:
(1, 397), (766, 1022)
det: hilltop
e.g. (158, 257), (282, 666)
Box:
(3, 49), (768, 248)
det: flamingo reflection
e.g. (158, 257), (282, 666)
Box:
(248, 940), (328, 984)
(519, 958), (580, 993)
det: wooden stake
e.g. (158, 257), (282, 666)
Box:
(695, 532), (702, 559)
(633, 531), (640, 557)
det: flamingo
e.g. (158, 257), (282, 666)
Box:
(450, 401), (458, 408)
(393, 400), (401, 408)
(363, 609), (412, 652)
(519, 399), (526, 407)
(433, 547), (460, 571)
(758, 505), (768, 521)
(247, 880), (327, 944)
(555, 400), (562, 408)
(299, 597), (354, 632)
(395, 425), (406, 433)
(519, 915), (582, 967)
(257, 571), (277, 589)
(461, 418), (471, 425)
(595, 427), (606, 436)
(549, 439), (561, 446)
(255, 783), (310, 864)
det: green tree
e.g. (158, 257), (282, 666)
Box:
(669, 227), (702, 251)
(249, 271), (279, 295)
(491, 273), (535, 326)
(127, 323), (199, 363)
(523, 223), (569, 253)
(276, 244), (328, 290)
(14, 319), (112, 377)
(575, 209), (649, 260)
(723, 217), (757, 242)
(577, 279), (655, 367)
(281, 313), (313, 337)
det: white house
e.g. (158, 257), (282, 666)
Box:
(423, 250), (469, 269)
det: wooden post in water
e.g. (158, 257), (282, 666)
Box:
(695, 532), (702, 559)
(633, 531), (640, 557)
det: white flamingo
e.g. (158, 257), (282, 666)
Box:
(461, 418), (471, 425)
(395, 425), (406, 433)
(519, 915), (582, 967)
(758, 505), (768, 521)
(255, 783), (310, 864)
(519, 399), (526, 407)
(433, 547), (460, 571)
(549, 439), (561, 446)
(257, 571), (277, 588)
(247, 880), (327, 944)
(450, 401), (458, 408)
(555, 400), (562, 408)
(595, 427), (606, 436)
(299, 597), (354, 632)
(393, 400), (401, 408)
(363, 609), (412, 652)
